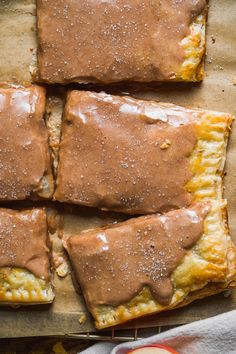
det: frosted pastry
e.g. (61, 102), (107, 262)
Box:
(37, 0), (207, 83)
(0, 208), (54, 304)
(0, 86), (53, 201)
(65, 201), (236, 328)
(54, 91), (232, 214)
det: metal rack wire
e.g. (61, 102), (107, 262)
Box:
(64, 325), (172, 342)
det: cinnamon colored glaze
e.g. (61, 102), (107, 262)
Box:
(0, 208), (50, 280)
(54, 91), (198, 214)
(66, 203), (210, 307)
(0, 87), (49, 200)
(37, 0), (206, 83)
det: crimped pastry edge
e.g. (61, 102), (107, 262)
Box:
(81, 200), (236, 329)
(0, 267), (54, 305)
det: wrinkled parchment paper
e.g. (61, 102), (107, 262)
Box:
(0, 0), (236, 338)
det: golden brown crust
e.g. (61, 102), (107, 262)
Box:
(78, 201), (236, 329)
(0, 268), (54, 305)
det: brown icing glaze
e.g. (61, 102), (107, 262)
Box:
(54, 91), (198, 214)
(0, 208), (50, 280)
(0, 86), (50, 200)
(37, 0), (206, 83)
(66, 203), (210, 307)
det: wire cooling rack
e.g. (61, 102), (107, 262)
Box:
(0, 326), (176, 353)
(63, 325), (173, 342)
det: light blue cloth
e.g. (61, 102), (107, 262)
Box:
(80, 310), (236, 354)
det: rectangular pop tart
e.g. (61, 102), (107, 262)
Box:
(0, 86), (53, 201)
(37, 0), (207, 83)
(54, 91), (233, 214)
(0, 208), (54, 304)
(65, 201), (236, 329)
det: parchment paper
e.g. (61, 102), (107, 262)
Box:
(0, 0), (236, 338)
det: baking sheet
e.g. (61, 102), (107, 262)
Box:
(0, 0), (236, 338)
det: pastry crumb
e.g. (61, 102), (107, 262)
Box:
(211, 35), (216, 44)
(56, 261), (69, 277)
(53, 342), (67, 354)
(56, 264), (69, 277)
(207, 57), (213, 64)
(160, 139), (171, 149)
(79, 314), (86, 324)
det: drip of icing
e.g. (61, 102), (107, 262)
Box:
(66, 203), (210, 307)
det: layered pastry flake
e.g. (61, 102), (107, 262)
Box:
(37, 0), (207, 83)
(0, 208), (54, 304)
(65, 201), (236, 328)
(0, 86), (53, 201)
(54, 91), (232, 214)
